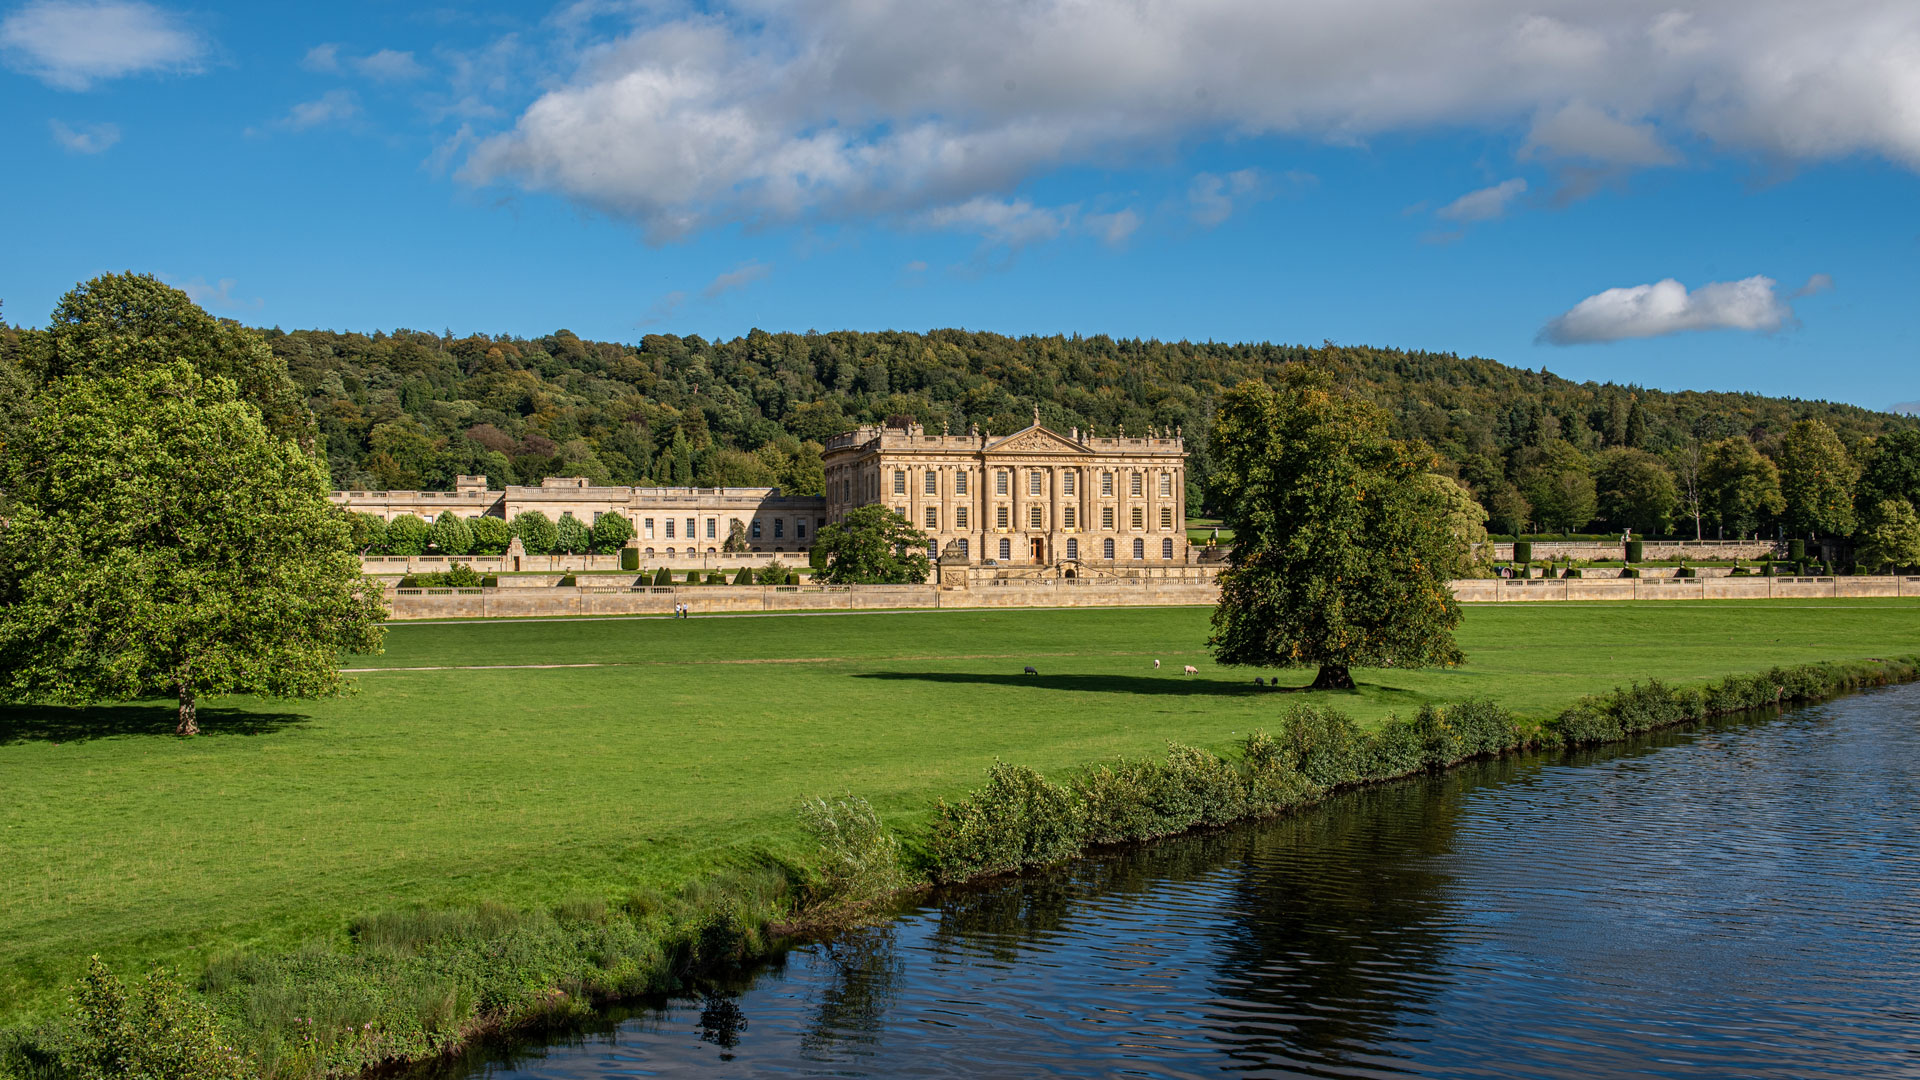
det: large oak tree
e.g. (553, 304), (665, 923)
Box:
(1207, 369), (1463, 690)
(0, 359), (385, 734)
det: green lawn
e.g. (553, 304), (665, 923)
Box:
(4, 600), (1920, 1021)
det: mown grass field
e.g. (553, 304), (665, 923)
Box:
(5, 599), (1920, 1021)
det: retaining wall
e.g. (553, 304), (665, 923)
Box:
(383, 579), (1225, 619)
(1483, 539), (1783, 562)
(1450, 575), (1920, 602)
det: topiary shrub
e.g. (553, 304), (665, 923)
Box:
(468, 515), (510, 555)
(348, 512), (388, 554)
(652, 566), (673, 586)
(1788, 538), (1806, 562)
(1624, 538), (1644, 562)
(510, 511), (557, 555)
(684, 569), (702, 584)
(619, 547), (639, 572)
(733, 566), (755, 585)
(431, 512), (474, 556)
(704, 571), (725, 584)
(1513, 540), (1533, 565)
(556, 575), (577, 587)
(554, 513), (590, 555)
(591, 512), (636, 555)
(386, 513), (430, 556)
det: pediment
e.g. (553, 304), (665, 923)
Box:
(984, 425), (1089, 455)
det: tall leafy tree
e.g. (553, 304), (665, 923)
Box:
(589, 511), (635, 553)
(1857, 499), (1920, 573)
(385, 513), (430, 555)
(0, 363), (385, 734)
(1779, 419), (1859, 538)
(469, 515), (511, 555)
(1701, 438), (1784, 538)
(431, 511), (474, 555)
(1859, 428), (1920, 510)
(811, 505), (931, 584)
(33, 273), (315, 450)
(346, 512), (388, 553)
(1593, 448), (1678, 535)
(1206, 370), (1463, 691)
(1514, 440), (1596, 533)
(510, 511), (558, 555)
(554, 512), (590, 555)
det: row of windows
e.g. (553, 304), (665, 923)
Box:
(881, 468), (1178, 499)
(916, 505), (1178, 531)
(915, 537), (1179, 562)
(639, 516), (819, 541)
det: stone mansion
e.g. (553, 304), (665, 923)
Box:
(331, 417), (1192, 567)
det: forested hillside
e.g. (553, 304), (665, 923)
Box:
(6, 308), (1916, 540)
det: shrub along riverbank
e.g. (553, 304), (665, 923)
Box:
(4, 652), (1915, 1080)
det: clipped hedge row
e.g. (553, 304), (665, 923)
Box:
(924, 655), (1919, 883)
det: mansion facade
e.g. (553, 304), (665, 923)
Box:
(822, 417), (1190, 566)
(331, 418), (1190, 566)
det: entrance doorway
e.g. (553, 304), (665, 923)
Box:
(1030, 537), (1046, 563)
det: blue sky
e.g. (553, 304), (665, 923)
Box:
(2, 0), (1916, 409)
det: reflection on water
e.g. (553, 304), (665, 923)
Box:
(445, 685), (1920, 1078)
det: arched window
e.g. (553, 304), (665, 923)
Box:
(1066, 538), (1079, 560)
(1103, 538), (1115, 560)
(1162, 537), (1174, 559)
(1132, 538), (1145, 559)
(999, 538), (1012, 561)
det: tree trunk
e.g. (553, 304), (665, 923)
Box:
(1310, 663), (1355, 691)
(177, 686), (199, 736)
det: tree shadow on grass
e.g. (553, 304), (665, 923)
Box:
(0, 703), (310, 746)
(854, 671), (1355, 697)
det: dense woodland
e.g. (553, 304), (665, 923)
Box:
(7, 305), (1920, 545)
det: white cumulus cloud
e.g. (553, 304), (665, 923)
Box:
(48, 118), (119, 153)
(1538, 275), (1815, 344)
(1, 0), (204, 90)
(457, 1), (1920, 242)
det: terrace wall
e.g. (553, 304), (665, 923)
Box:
(379, 573), (1920, 619)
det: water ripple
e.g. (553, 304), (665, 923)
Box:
(459, 684), (1920, 1079)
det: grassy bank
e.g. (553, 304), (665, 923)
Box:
(5, 601), (1920, 1069)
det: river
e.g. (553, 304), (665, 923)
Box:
(447, 684), (1920, 1078)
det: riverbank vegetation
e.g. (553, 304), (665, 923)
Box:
(7, 602), (1920, 1078)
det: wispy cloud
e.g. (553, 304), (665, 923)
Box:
(640, 260), (774, 325)
(301, 43), (340, 73)
(0, 0), (205, 90)
(701, 260), (771, 299)
(48, 118), (119, 153)
(163, 275), (263, 312)
(1188, 168), (1286, 227)
(356, 48), (426, 81)
(1086, 208), (1141, 247)
(1436, 178), (1528, 223)
(1537, 275), (1820, 345)
(283, 89), (360, 131)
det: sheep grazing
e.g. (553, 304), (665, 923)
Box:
(1153, 658), (1161, 669)
(1024, 665), (1039, 675)
(1183, 665), (1199, 675)
(1255, 677), (1265, 687)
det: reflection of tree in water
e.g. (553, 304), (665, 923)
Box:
(1207, 761), (1510, 1075)
(925, 829), (1250, 964)
(797, 925), (906, 1058)
(698, 992), (747, 1060)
